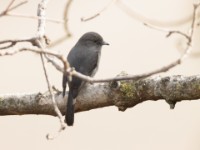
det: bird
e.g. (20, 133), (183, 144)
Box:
(62, 32), (109, 126)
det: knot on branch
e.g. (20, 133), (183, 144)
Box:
(109, 81), (120, 90)
(156, 76), (185, 109)
(113, 80), (141, 111)
(110, 71), (141, 111)
(165, 100), (177, 109)
(36, 92), (49, 105)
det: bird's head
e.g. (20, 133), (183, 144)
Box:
(78, 32), (109, 46)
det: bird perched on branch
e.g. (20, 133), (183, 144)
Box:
(62, 32), (109, 126)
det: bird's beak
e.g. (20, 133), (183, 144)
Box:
(102, 41), (109, 45)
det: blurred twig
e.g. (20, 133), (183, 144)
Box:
(81, 0), (117, 22)
(116, 0), (193, 27)
(63, 0), (72, 37)
(6, 12), (64, 24)
(4, 0), (16, 13)
(0, 0), (64, 24)
(48, 0), (73, 48)
(0, 0), (28, 17)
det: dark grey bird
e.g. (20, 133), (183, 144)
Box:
(62, 32), (109, 126)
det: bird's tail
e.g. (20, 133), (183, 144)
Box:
(65, 90), (74, 126)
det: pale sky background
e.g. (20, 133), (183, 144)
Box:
(0, 0), (200, 150)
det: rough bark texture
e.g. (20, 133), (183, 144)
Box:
(0, 75), (200, 116)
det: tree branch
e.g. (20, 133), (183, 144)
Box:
(0, 75), (199, 116)
(116, 0), (194, 27)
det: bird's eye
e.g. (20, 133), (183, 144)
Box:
(94, 40), (101, 45)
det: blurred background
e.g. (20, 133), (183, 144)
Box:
(0, 0), (200, 150)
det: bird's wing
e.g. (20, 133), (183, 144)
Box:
(79, 46), (100, 76)
(68, 45), (100, 76)
(66, 45), (100, 97)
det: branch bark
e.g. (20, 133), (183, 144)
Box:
(0, 75), (199, 116)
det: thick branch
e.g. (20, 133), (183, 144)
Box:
(0, 75), (199, 116)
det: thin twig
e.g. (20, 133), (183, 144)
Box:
(38, 41), (66, 139)
(81, 0), (117, 22)
(116, 0), (193, 27)
(143, 3), (199, 42)
(39, 44), (67, 139)
(47, 0), (73, 48)
(6, 12), (64, 24)
(144, 23), (190, 41)
(47, 36), (67, 48)
(0, 41), (17, 50)
(4, 0), (16, 13)
(0, 0), (63, 24)
(0, 46), (67, 74)
(180, 3), (200, 60)
(46, 0), (72, 48)
(0, 47), (59, 57)
(0, 38), (37, 50)
(0, 0), (28, 17)
(63, 0), (72, 37)
(36, 0), (67, 139)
